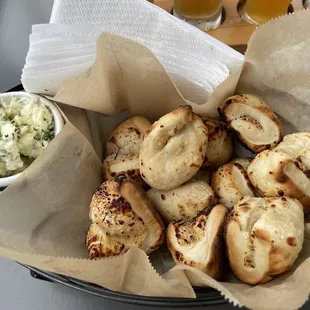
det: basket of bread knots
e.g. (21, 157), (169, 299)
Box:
(1, 8), (310, 310)
(88, 92), (307, 288)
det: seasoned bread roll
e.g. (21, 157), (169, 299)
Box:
(219, 95), (282, 153)
(139, 106), (208, 190)
(106, 116), (151, 156)
(103, 155), (139, 178)
(225, 197), (304, 285)
(103, 116), (151, 184)
(275, 132), (310, 169)
(211, 158), (255, 208)
(167, 204), (228, 280)
(147, 179), (216, 223)
(202, 117), (233, 168)
(103, 155), (145, 187)
(86, 175), (165, 258)
(248, 150), (310, 214)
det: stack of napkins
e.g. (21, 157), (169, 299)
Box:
(21, 0), (244, 102)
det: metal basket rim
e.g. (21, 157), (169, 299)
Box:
(22, 264), (228, 307)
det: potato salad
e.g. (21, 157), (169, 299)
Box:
(0, 96), (54, 177)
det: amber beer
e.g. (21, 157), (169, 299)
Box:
(174, 0), (222, 19)
(244, 0), (291, 24)
(173, 0), (222, 30)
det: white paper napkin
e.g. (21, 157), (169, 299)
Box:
(22, 0), (244, 104)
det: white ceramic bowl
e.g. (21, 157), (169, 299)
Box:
(0, 92), (64, 188)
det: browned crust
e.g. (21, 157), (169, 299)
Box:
(202, 118), (233, 168)
(120, 178), (165, 251)
(286, 237), (297, 247)
(86, 225), (127, 259)
(151, 218), (166, 250)
(268, 245), (292, 277)
(234, 163), (256, 193)
(108, 116), (151, 140)
(87, 175), (163, 258)
(219, 95), (283, 153)
(224, 198), (302, 285)
(254, 229), (270, 243)
(224, 212), (272, 284)
(206, 206), (228, 280)
(103, 161), (148, 189)
(210, 160), (255, 204)
(223, 208), (237, 240)
(172, 105), (193, 115)
(144, 105), (193, 139)
(248, 155), (310, 214)
(274, 159), (310, 212)
(135, 186), (165, 251)
(167, 205), (228, 281)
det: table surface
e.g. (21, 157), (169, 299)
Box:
(155, 0), (305, 46)
(0, 0), (309, 309)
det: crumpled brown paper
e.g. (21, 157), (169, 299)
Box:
(2, 9), (310, 310)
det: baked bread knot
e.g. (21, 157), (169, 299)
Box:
(106, 116), (151, 157)
(103, 116), (151, 186)
(139, 105), (209, 190)
(275, 132), (310, 169)
(225, 196), (304, 285)
(248, 149), (310, 214)
(103, 155), (145, 187)
(202, 117), (233, 168)
(147, 178), (216, 223)
(219, 95), (282, 153)
(86, 175), (164, 258)
(167, 204), (228, 280)
(211, 158), (255, 208)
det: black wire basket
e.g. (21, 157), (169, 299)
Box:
(24, 264), (227, 307)
(7, 84), (227, 307)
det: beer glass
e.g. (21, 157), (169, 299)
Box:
(173, 0), (223, 30)
(242, 0), (291, 25)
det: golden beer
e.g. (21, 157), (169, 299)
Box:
(174, 0), (222, 19)
(244, 0), (291, 24)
